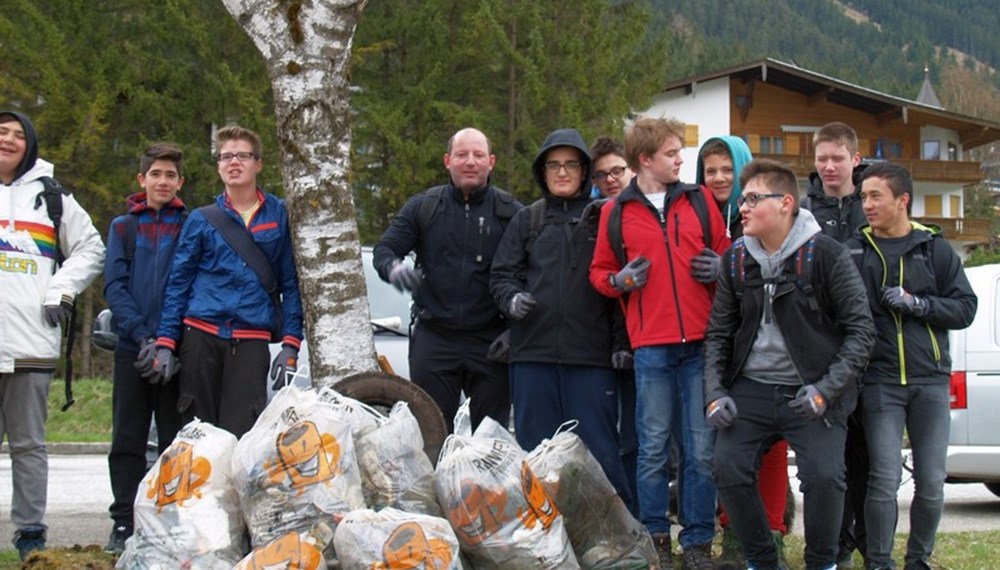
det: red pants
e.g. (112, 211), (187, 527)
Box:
(719, 439), (790, 534)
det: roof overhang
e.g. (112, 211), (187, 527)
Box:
(662, 58), (1000, 149)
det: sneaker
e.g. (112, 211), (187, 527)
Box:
(717, 527), (744, 570)
(682, 542), (716, 569)
(105, 524), (133, 555)
(13, 527), (46, 561)
(652, 532), (674, 570)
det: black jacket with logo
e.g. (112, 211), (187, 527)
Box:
(804, 164), (869, 243)
(374, 183), (523, 332)
(846, 224), (977, 385)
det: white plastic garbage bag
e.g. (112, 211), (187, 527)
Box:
(316, 386), (383, 438)
(355, 401), (442, 516)
(233, 529), (329, 570)
(116, 419), (245, 569)
(526, 428), (657, 569)
(232, 385), (365, 558)
(434, 417), (579, 569)
(334, 507), (463, 569)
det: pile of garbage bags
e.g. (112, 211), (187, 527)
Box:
(120, 386), (656, 569)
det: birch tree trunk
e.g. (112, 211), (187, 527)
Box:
(221, 0), (376, 387)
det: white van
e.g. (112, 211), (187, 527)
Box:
(946, 263), (1000, 497)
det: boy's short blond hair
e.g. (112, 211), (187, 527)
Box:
(625, 117), (686, 171)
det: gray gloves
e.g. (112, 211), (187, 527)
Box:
(486, 330), (511, 363)
(388, 260), (421, 292)
(707, 396), (738, 430)
(611, 256), (650, 292)
(270, 346), (299, 390)
(881, 286), (928, 317)
(150, 347), (181, 384)
(789, 385), (827, 419)
(43, 303), (72, 327)
(611, 350), (633, 370)
(509, 292), (537, 320)
(691, 248), (721, 284)
(134, 339), (157, 376)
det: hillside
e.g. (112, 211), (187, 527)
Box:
(652, 0), (1000, 122)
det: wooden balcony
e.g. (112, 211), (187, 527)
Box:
(756, 154), (984, 183)
(912, 216), (993, 244)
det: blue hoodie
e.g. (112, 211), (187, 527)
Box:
(696, 135), (753, 238)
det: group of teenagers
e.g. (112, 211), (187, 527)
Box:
(0, 107), (976, 570)
(0, 112), (305, 559)
(373, 118), (977, 570)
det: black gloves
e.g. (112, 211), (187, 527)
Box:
(486, 330), (511, 363)
(881, 286), (928, 317)
(388, 260), (421, 293)
(270, 346), (299, 390)
(149, 347), (181, 384)
(611, 256), (650, 292)
(691, 248), (721, 284)
(611, 350), (633, 370)
(43, 302), (72, 327)
(509, 292), (537, 320)
(789, 385), (827, 420)
(134, 339), (157, 376)
(706, 396), (738, 430)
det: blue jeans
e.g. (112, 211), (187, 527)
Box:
(633, 342), (716, 547)
(862, 383), (950, 569)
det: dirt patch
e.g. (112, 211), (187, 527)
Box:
(22, 546), (115, 570)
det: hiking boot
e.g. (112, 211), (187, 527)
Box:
(836, 550), (855, 569)
(903, 561), (931, 570)
(13, 527), (46, 561)
(105, 524), (133, 555)
(681, 542), (716, 569)
(716, 526), (744, 570)
(651, 532), (674, 569)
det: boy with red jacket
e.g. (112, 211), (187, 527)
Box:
(590, 117), (730, 570)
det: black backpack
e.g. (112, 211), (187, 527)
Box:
(604, 184), (714, 269)
(416, 185), (518, 234)
(34, 177), (77, 411)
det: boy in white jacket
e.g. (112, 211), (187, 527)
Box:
(0, 110), (104, 559)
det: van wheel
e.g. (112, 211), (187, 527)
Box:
(334, 371), (448, 466)
(985, 483), (1000, 498)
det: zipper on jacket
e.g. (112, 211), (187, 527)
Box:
(659, 202), (687, 342)
(476, 216), (485, 263)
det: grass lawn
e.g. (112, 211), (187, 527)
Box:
(45, 378), (113, 443)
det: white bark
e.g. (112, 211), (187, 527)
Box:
(221, 0), (376, 387)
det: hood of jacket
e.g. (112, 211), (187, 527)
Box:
(807, 162), (870, 201)
(744, 208), (822, 278)
(0, 110), (40, 184)
(696, 135), (753, 224)
(532, 128), (593, 199)
(125, 191), (186, 215)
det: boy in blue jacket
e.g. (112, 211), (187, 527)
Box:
(102, 143), (187, 553)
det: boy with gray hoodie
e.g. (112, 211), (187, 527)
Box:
(703, 159), (874, 570)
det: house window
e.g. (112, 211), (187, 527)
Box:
(948, 142), (958, 161)
(758, 136), (785, 155)
(950, 195), (961, 217)
(922, 140), (941, 160)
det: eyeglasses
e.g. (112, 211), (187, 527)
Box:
(593, 166), (627, 182)
(737, 193), (785, 208)
(215, 152), (258, 163)
(544, 160), (582, 173)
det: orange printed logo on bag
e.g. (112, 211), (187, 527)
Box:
(234, 531), (323, 570)
(517, 461), (558, 530)
(371, 521), (453, 570)
(145, 441), (211, 511)
(447, 479), (510, 545)
(264, 420), (341, 492)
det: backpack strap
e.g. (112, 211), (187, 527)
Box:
(199, 205), (282, 342)
(685, 185), (714, 251)
(524, 199), (547, 249)
(416, 185), (447, 235)
(492, 188), (517, 221)
(33, 176), (77, 410)
(123, 213), (139, 265)
(607, 199), (626, 269)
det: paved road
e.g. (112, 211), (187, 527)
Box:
(0, 454), (998, 548)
